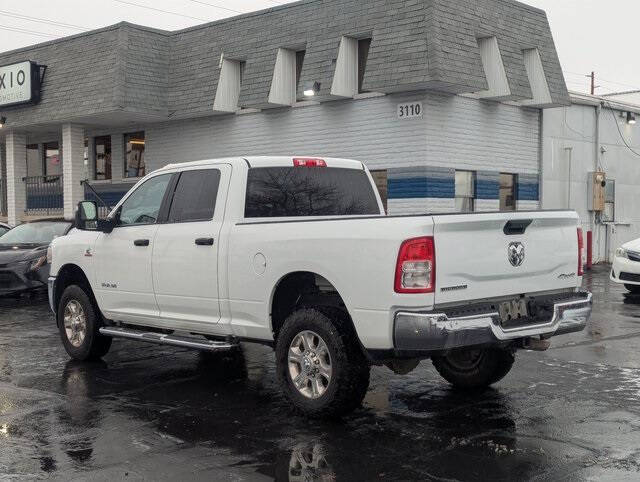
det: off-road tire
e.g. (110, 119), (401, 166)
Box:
(625, 284), (640, 295)
(58, 285), (112, 361)
(432, 348), (515, 389)
(276, 307), (370, 418)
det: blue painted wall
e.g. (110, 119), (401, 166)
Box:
(388, 167), (455, 200)
(386, 167), (539, 202)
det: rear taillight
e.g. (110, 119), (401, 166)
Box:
(577, 228), (584, 276)
(293, 158), (326, 167)
(395, 237), (435, 293)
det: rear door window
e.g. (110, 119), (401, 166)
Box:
(167, 169), (221, 223)
(245, 167), (380, 218)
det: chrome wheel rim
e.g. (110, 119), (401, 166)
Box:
(288, 330), (332, 399)
(63, 300), (87, 348)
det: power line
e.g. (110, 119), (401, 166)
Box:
(0, 9), (87, 31)
(112, 0), (209, 22)
(0, 24), (59, 38)
(564, 70), (640, 93)
(604, 102), (640, 158)
(187, 0), (243, 14)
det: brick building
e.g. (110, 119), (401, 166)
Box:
(0, 0), (568, 225)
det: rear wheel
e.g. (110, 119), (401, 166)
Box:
(432, 348), (514, 389)
(58, 285), (112, 361)
(625, 284), (640, 294)
(275, 308), (370, 418)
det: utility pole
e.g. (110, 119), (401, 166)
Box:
(587, 71), (600, 95)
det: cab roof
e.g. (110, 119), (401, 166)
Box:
(158, 156), (365, 172)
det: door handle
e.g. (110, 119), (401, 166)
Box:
(134, 239), (150, 247)
(195, 237), (214, 246)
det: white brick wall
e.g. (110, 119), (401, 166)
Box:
(388, 198), (455, 215)
(475, 199), (500, 212)
(6, 132), (27, 226)
(517, 200), (540, 211)
(146, 92), (540, 176)
(1, 92), (540, 220)
(62, 124), (86, 219)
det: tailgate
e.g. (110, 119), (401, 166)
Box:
(433, 211), (580, 305)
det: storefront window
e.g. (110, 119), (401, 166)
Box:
(124, 132), (145, 178)
(94, 136), (112, 180)
(26, 144), (41, 177)
(499, 173), (517, 211)
(455, 170), (476, 212)
(44, 142), (62, 177)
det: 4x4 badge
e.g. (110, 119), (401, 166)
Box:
(508, 242), (525, 267)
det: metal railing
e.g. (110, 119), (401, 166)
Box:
(24, 175), (64, 215)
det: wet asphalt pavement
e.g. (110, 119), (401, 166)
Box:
(0, 265), (639, 481)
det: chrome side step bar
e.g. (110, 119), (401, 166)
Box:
(99, 326), (238, 352)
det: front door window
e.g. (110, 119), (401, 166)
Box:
(117, 174), (171, 226)
(94, 136), (112, 180)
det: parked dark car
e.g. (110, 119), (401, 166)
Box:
(0, 219), (73, 296)
(0, 223), (10, 237)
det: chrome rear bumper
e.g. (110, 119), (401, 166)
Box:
(394, 292), (592, 352)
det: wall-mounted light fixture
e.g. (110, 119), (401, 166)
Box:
(0, 117), (6, 128)
(303, 81), (321, 97)
(627, 112), (636, 125)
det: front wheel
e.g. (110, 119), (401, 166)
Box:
(275, 308), (370, 418)
(432, 348), (515, 389)
(625, 284), (640, 294)
(58, 285), (112, 361)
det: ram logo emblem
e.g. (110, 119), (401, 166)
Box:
(508, 242), (525, 267)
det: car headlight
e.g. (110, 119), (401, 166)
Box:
(47, 246), (52, 264)
(29, 255), (48, 271)
(616, 248), (628, 259)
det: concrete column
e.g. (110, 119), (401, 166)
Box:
(6, 131), (27, 226)
(62, 124), (85, 220)
(0, 143), (5, 178)
(110, 134), (124, 181)
(0, 143), (6, 219)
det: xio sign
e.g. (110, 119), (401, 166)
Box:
(0, 61), (42, 108)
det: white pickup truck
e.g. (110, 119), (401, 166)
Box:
(48, 156), (592, 417)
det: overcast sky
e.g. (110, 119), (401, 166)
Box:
(0, 0), (637, 95)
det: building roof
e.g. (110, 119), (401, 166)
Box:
(603, 90), (640, 97)
(570, 90), (640, 114)
(0, 0), (569, 130)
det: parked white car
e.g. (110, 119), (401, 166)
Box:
(47, 157), (593, 417)
(611, 239), (640, 294)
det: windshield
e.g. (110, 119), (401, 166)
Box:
(0, 222), (71, 245)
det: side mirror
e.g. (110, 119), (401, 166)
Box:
(97, 218), (115, 234)
(75, 201), (115, 233)
(75, 201), (98, 230)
